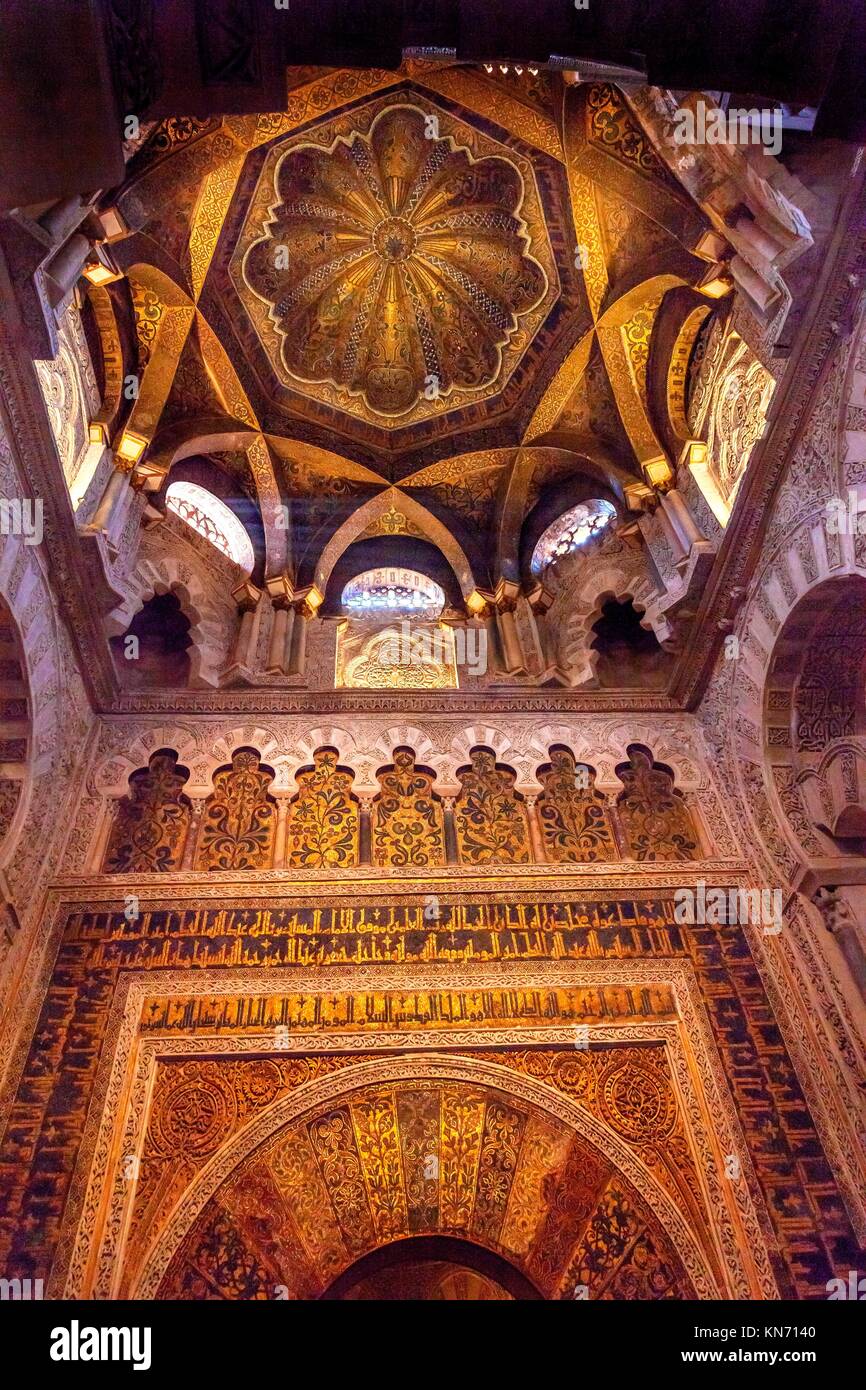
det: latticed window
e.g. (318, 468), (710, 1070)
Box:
(530, 499), (616, 575)
(341, 567), (445, 619)
(165, 482), (255, 572)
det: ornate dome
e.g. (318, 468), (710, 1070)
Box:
(242, 104), (548, 418)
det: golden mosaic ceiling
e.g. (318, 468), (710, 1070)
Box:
(238, 104), (552, 422)
(113, 70), (711, 516)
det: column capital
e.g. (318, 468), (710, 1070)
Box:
(232, 580), (262, 611)
(493, 577), (521, 612)
(812, 885), (858, 935)
(465, 587), (494, 619)
(265, 574), (295, 608)
(292, 584), (324, 620)
(131, 457), (168, 491)
(526, 581), (554, 614)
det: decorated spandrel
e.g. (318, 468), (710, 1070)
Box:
(194, 748), (276, 870)
(286, 747), (359, 868)
(536, 746), (618, 863)
(103, 749), (191, 873)
(615, 745), (699, 861)
(454, 746), (531, 865)
(153, 1071), (694, 1300)
(371, 747), (445, 867)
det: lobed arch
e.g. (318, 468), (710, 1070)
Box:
(554, 563), (671, 688)
(762, 573), (866, 855)
(89, 724), (708, 803)
(371, 726), (440, 769)
(107, 554), (234, 689)
(91, 729), (712, 874)
(0, 533), (67, 952)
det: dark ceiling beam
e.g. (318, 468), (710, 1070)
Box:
(1, 1), (863, 213)
(0, 0), (124, 211)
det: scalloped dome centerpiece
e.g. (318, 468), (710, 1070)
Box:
(239, 103), (552, 421)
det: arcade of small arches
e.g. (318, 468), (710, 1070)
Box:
(104, 496), (674, 693)
(96, 740), (704, 875)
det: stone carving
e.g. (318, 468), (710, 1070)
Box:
(153, 1073), (694, 1300)
(454, 746), (531, 864)
(692, 331), (776, 508)
(338, 622), (458, 690)
(536, 746), (618, 863)
(794, 598), (866, 752)
(286, 747), (359, 868)
(615, 745), (699, 861)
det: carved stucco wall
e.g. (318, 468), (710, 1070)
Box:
(33, 303), (100, 497)
(79, 712), (720, 834)
(545, 528), (671, 684)
(697, 304), (866, 1240)
(0, 412), (95, 1009)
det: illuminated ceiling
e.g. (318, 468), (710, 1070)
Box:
(105, 66), (715, 584)
(236, 101), (555, 424)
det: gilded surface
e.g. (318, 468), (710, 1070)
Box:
(338, 622), (458, 690)
(0, 890), (854, 1301)
(103, 751), (191, 873)
(286, 747), (359, 868)
(371, 747), (445, 866)
(615, 746), (699, 861)
(241, 104), (547, 419)
(194, 749), (276, 871)
(536, 747), (619, 863)
(154, 1073), (695, 1300)
(454, 747), (532, 865)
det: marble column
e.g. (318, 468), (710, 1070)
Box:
(180, 798), (206, 870)
(266, 576), (295, 675)
(273, 797), (290, 868)
(228, 581), (262, 673)
(86, 461), (132, 542)
(288, 604), (309, 677)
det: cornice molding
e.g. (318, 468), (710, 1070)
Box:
(100, 687), (681, 716)
(47, 858), (750, 902)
